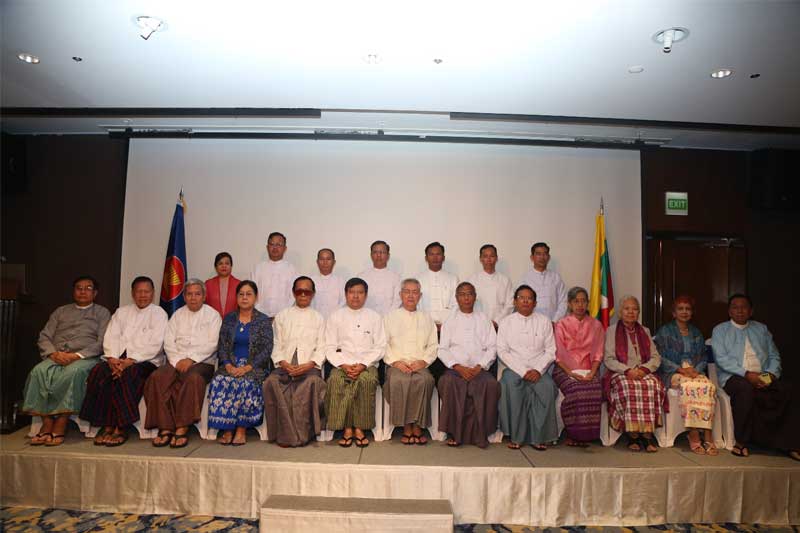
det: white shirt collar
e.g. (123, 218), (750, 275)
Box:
(75, 303), (94, 310)
(731, 319), (749, 329)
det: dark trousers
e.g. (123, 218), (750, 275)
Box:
(724, 375), (800, 450)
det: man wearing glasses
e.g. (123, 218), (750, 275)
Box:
(250, 232), (299, 318)
(23, 275), (111, 446)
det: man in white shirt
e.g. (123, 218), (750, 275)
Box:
(324, 277), (387, 447)
(80, 276), (168, 446)
(264, 276), (328, 447)
(250, 232), (299, 317)
(383, 279), (438, 445)
(358, 240), (401, 316)
(468, 244), (513, 330)
(497, 285), (558, 450)
(518, 242), (567, 323)
(417, 242), (459, 328)
(437, 281), (500, 448)
(143, 279), (221, 448)
(311, 248), (345, 319)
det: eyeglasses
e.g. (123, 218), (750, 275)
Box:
(75, 285), (95, 292)
(293, 289), (314, 297)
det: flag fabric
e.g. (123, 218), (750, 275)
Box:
(159, 192), (188, 317)
(589, 207), (614, 328)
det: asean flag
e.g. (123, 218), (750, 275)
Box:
(160, 192), (188, 317)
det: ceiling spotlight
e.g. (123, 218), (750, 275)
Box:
(433, 58), (443, 64)
(136, 16), (165, 40)
(653, 27), (689, 53)
(627, 65), (644, 74)
(72, 56), (83, 62)
(363, 53), (380, 65)
(17, 52), (40, 64)
(710, 68), (733, 79)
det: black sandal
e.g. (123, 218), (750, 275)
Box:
(338, 436), (354, 448)
(641, 436), (658, 453)
(355, 436), (370, 448)
(401, 433), (415, 445)
(30, 432), (52, 446)
(170, 433), (189, 449)
(105, 432), (128, 447)
(731, 444), (750, 457)
(153, 431), (173, 448)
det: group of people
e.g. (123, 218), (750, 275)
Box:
(21, 233), (800, 461)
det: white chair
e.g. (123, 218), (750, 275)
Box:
(707, 361), (735, 450)
(29, 415), (92, 439)
(379, 386), (444, 442)
(654, 386), (726, 449)
(599, 401), (623, 446)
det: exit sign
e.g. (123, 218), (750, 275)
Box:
(665, 191), (688, 216)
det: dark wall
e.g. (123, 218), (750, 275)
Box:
(1, 134), (128, 429)
(641, 148), (800, 381)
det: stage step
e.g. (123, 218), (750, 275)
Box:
(260, 495), (453, 532)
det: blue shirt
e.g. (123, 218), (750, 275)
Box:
(711, 320), (781, 387)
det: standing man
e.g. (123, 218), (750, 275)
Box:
(311, 248), (345, 319)
(383, 279), (438, 445)
(468, 244), (513, 330)
(250, 232), (299, 318)
(417, 241), (459, 328)
(324, 278), (386, 448)
(358, 240), (401, 316)
(143, 279), (221, 448)
(23, 276), (111, 446)
(519, 242), (567, 323)
(80, 276), (168, 446)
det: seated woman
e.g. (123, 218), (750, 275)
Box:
(553, 286), (604, 447)
(205, 252), (241, 318)
(655, 296), (718, 455)
(207, 280), (272, 445)
(603, 295), (665, 452)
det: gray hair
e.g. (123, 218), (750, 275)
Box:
(567, 286), (588, 302)
(401, 278), (421, 291)
(619, 294), (640, 309)
(184, 278), (206, 296)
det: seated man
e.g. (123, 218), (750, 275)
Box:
(383, 279), (438, 445)
(324, 277), (386, 447)
(80, 276), (168, 446)
(437, 282), (500, 448)
(23, 275), (111, 446)
(264, 276), (327, 447)
(712, 294), (799, 460)
(143, 279), (221, 448)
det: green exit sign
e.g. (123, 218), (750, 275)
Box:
(665, 191), (688, 216)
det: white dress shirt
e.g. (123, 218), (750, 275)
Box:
(468, 270), (514, 324)
(518, 268), (568, 322)
(497, 311), (556, 377)
(102, 303), (168, 366)
(164, 304), (222, 366)
(272, 305), (326, 368)
(324, 306), (386, 368)
(383, 308), (438, 366)
(438, 310), (497, 370)
(250, 258), (299, 317)
(358, 266), (401, 316)
(311, 272), (345, 319)
(733, 320), (762, 373)
(417, 269), (459, 324)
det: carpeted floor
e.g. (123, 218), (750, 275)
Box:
(1, 507), (798, 532)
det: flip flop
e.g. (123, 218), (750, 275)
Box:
(788, 450), (800, 462)
(338, 436), (354, 448)
(702, 441), (719, 456)
(354, 436), (370, 448)
(689, 439), (706, 455)
(401, 433), (414, 445)
(170, 433), (189, 449)
(45, 434), (65, 447)
(731, 444), (750, 457)
(446, 438), (460, 447)
(153, 431), (173, 448)
(105, 432), (128, 447)
(30, 432), (52, 446)
(414, 434), (428, 446)
(507, 441), (521, 450)
(531, 443), (547, 451)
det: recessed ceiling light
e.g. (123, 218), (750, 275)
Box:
(17, 53), (40, 64)
(363, 53), (380, 65)
(135, 15), (166, 40)
(72, 56), (83, 62)
(433, 58), (443, 64)
(628, 65), (644, 74)
(710, 68), (732, 79)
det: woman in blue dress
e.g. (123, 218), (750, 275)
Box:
(207, 280), (273, 445)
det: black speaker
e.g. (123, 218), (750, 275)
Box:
(748, 149), (800, 211)
(1, 134), (28, 194)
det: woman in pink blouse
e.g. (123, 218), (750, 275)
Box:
(553, 286), (605, 446)
(205, 252), (240, 318)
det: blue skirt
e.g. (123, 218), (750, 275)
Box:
(207, 357), (264, 430)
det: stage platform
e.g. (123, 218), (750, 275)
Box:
(1, 427), (798, 527)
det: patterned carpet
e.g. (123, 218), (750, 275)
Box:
(1, 507), (798, 532)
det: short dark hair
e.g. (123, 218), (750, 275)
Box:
(530, 242), (550, 255)
(236, 279), (259, 296)
(456, 281), (476, 294)
(479, 244), (497, 256)
(345, 277), (368, 294)
(293, 276), (316, 292)
(425, 241), (445, 255)
(214, 252), (233, 267)
(514, 284), (537, 301)
(317, 248), (336, 260)
(370, 240), (390, 253)
(267, 232), (286, 245)
(131, 276), (154, 290)
(73, 275), (99, 290)
(728, 293), (752, 307)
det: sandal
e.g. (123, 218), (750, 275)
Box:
(507, 441), (521, 450)
(105, 432), (128, 447)
(153, 431), (173, 448)
(627, 437), (642, 452)
(788, 450), (800, 462)
(45, 434), (65, 447)
(731, 444), (750, 457)
(231, 434), (246, 446)
(531, 443), (547, 451)
(355, 436), (370, 448)
(338, 436), (354, 448)
(702, 441), (719, 456)
(446, 438), (460, 447)
(414, 433), (428, 446)
(170, 433), (189, 449)
(30, 432), (52, 446)
(94, 428), (111, 446)
(566, 438), (589, 448)
(401, 433), (415, 445)
(218, 432), (233, 446)
(642, 436), (658, 453)
(689, 438), (706, 455)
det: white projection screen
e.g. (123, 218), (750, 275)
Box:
(121, 139), (641, 312)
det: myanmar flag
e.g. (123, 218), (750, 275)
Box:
(159, 192), (188, 317)
(589, 208), (614, 328)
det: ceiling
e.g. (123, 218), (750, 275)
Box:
(2, 0), (800, 150)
